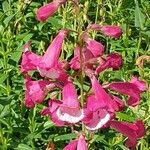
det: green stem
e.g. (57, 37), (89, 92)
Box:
(136, 33), (142, 59)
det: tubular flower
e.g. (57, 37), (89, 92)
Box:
(100, 25), (122, 38)
(56, 80), (84, 124)
(82, 33), (104, 57)
(36, 0), (66, 22)
(96, 53), (123, 74)
(82, 76), (116, 130)
(63, 135), (88, 150)
(110, 120), (145, 149)
(24, 75), (53, 108)
(106, 77), (146, 107)
(21, 30), (69, 81)
(88, 24), (122, 38)
(37, 29), (69, 80)
(41, 80), (84, 126)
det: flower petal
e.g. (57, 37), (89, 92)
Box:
(100, 25), (122, 38)
(56, 107), (84, 123)
(107, 82), (141, 107)
(96, 53), (122, 74)
(36, 1), (60, 22)
(82, 33), (104, 57)
(130, 76), (147, 92)
(21, 42), (41, 73)
(91, 76), (114, 111)
(25, 75), (50, 106)
(77, 135), (88, 150)
(62, 80), (79, 108)
(39, 29), (69, 69)
(63, 140), (78, 150)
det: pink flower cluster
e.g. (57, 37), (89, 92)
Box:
(20, 1), (146, 149)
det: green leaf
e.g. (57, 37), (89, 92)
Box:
(54, 133), (76, 141)
(0, 73), (8, 84)
(17, 144), (32, 150)
(2, 1), (10, 14)
(23, 33), (33, 42)
(116, 112), (136, 122)
(134, 0), (145, 29)
(3, 14), (15, 26)
(48, 17), (63, 29)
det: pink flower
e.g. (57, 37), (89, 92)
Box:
(56, 80), (84, 124)
(82, 33), (104, 57)
(88, 24), (122, 38)
(63, 135), (88, 150)
(21, 30), (69, 82)
(37, 29), (69, 81)
(82, 76), (115, 130)
(41, 80), (84, 126)
(24, 75), (53, 108)
(96, 53), (123, 74)
(106, 77), (146, 107)
(36, 0), (66, 22)
(20, 42), (41, 73)
(100, 25), (122, 38)
(110, 120), (145, 149)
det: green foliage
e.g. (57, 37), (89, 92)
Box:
(0, 0), (150, 149)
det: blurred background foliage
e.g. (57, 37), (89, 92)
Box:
(0, 0), (150, 149)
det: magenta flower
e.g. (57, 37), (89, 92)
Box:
(82, 33), (104, 57)
(21, 30), (69, 81)
(110, 120), (145, 149)
(63, 135), (88, 150)
(20, 42), (41, 73)
(96, 53), (123, 74)
(36, 0), (66, 22)
(41, 80), (84, 126)
(100, 25), (122, 38)
(88, 24), (122, 38)
(82, 76), (115, 130)
(24, 75), (53, 108)
(106, 77), (146, 107)
(56, 80), (84, 124)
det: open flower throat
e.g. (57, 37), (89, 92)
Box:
(20, 1), (146, 149)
